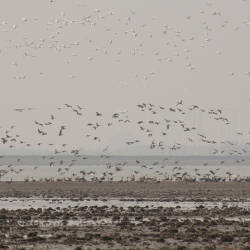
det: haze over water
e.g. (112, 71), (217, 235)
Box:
(0, 0), (250, 182)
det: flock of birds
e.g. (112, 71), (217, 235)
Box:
(0, 102), (250, 182)
(1, 0), (249, 86)
(0, 1), (249, 182)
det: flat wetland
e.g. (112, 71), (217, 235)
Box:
(0, 181), (249, 250)
(0, 181), (249, 200)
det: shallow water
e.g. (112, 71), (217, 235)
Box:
(1, 155), (250, 181)
(1, 197), (250, 210)
(1, 163), (250, 182)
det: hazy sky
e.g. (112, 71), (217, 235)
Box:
(0, 0), (250, 155)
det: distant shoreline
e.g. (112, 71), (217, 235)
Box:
(1, 154), (250, 157)
(1, 154), (250, 166)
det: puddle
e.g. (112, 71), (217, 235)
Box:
(0, 197), (250, 210)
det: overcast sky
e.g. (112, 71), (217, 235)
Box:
(0, 0), (250, 155)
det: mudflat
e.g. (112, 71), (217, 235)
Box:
(0, 181), (249, 200)
(0, 181), (249, 249)
(0, 196), (249, 250)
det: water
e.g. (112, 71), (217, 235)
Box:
(1, 197), (250, 210)
(0, 155), (250, 181)
(1, 155), (250, 166)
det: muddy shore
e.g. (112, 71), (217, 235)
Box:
(0, 182), (249, 249)
(0, 204), (249, 250)
(0, 181), (249, 200)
